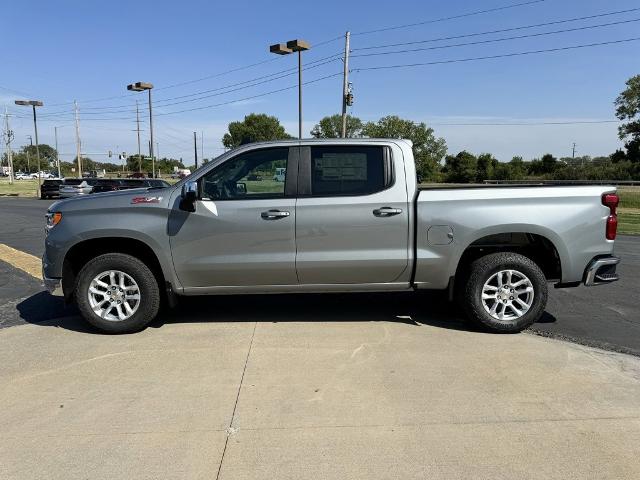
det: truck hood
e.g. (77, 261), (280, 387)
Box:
(49, 187), (173, 212)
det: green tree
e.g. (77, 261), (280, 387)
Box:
(444, 151), (477, 183)
(222, 113), (292, 149)
(476, 153), (497, 182)
(10, 144), (58, 173)
(615, 75), (640, 141)
(362, 115), (447, 181)
(615, 75), (640, 164)
(508, 156), (527, 180)
(310, 114), (363, 138)
(540, 153), (558, 174)
(492, 162), (514, 181)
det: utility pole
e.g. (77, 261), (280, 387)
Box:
(201, 130), (204, 162)
(135, 101), (142, 172)
(156, 141), (160, 176)
(54, 126), (61, 178)
(3, 108), (15, 184)
(74, 101), (82, 176)
(341, 31), (351, 138)
(194, 131), (198, 169)
(26, 135), (32, 173)
(572, 142), (576, 158)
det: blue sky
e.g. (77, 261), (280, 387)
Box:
(2, 0), (639, 164)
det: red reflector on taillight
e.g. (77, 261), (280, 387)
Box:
(606, 215), (618, 240)
(602, 193), (619, 211)
(602, 193), (619, 240)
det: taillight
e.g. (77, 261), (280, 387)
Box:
(602, 193), (619, 240)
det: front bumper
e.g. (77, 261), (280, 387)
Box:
(42, 260), (63, 297)
(584, 256), (620, 286)
(43, 276), (63, 296)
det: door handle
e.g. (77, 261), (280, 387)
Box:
(261, 209), (290, 220)
(373, 207), (403, 217)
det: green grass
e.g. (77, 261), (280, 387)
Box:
(618, 187), (640, 209)
(0, 178), (40, 197)
(242, 179), (283, 194)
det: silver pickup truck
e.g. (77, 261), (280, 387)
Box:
(42, 139), (621, 334)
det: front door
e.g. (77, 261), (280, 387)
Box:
(169, 146), (298, 289)
(295, 144), (410, 285)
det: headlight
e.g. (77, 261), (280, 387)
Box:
(45, 212), (63, 229)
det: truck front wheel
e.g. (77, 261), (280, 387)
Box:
(75, 253), (160, 334)
(461, 252), (548, 333)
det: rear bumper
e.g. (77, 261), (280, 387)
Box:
(584, 256), (620, 286)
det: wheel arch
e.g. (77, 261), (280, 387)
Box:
(452, 228), (565, 285)
(61, 236), (170, 299)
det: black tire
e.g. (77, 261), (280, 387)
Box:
(461, 252), (547, 333)
(75, 253), (160, 334)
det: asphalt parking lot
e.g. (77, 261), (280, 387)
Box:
(1, 197), (640, 479)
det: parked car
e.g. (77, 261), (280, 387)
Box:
(43, 139), (621, 334)
(40, 179), (64, 199)
(31, 171), (55, 179)
(15, 172), (32, 180)
(88, 178), (157, 194)
(59, 178), (96, 198)
(127, 172), (148, 179)
(89, 179), (125, 194)
(142, 179), (171, 188)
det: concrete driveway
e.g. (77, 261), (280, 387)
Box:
(1, 307), (639, 480)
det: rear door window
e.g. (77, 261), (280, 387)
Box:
(309, 146), (388, 196)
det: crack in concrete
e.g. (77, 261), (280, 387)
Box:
(215, 321), (257, 480)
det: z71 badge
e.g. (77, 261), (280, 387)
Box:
(131, 196), (162, 204)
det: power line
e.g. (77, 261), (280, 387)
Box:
(37, 53), (343, 117)
(353, 0), (547, 36)
(350, 18), (640, 58)
(44, 34), (344, 107)
(353, 7), (640, 51)
(353, 37), (640, 71)
(154, 71), (342, 116)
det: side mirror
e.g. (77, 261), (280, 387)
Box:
(179, 181), (198, 212)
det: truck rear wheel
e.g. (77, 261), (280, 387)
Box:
(461, 252), (547, 333)
(75, 253), (160, 334)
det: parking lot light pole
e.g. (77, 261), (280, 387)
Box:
(127, 82), (155, 178)
(269, 39), (310, 139)
(15, 100), (44, 193)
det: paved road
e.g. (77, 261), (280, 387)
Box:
(1, 197), (638, 355)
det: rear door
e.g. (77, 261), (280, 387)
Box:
(295, 144), (410, 284)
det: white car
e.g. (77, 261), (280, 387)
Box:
(31, 171), (55, 179)
(15, 173), (32, 180)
